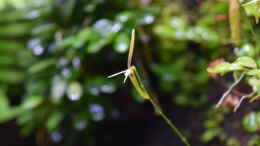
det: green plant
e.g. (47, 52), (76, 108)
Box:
(207, 56), (259, 110)
(207, 0), (260, 111)
(0, 0), (260, 145)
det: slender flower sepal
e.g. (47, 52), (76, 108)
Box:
(107, 69), (132, 83)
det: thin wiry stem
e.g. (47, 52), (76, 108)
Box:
(107, 70), (127, 78)
(249, 95), (260, 102)
(234, 92), (255, 112)
(149, 98), (191, 146)
(216, 72), (245, 108)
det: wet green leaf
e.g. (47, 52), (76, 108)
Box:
(242, 112), (260, 132)
(248, 77), (260, 87)
(207, 62), (241, 74)
(46, 111), (63, 132)
(247, 69), (260, 77)
(0, 10), (27, 22)
(248, 135), (260, 146)
(67, 82), (83, 101)
(0, 56), (15, 66)
(51, 76), (67, 101)
(0, 22), (32, 36)
(114, 33), (129, 53)
(243, 0), (260, 23)
(32, 23), (58, 36)
(21, 96), (43, 110)
(0, 107), (23, 123)
(72, 28), (92, 48)
(0, 89), (10, 113)
(0, 40), (25, 53)
(234, 44), (255, 57)
(234, 56), (257, 69)
(28, 59), (56, 74)
(201, 128), (221, 142)
(248, 77), (260, 94)
(116, 11), (134, 23)
(86, 35), (114, 53)
(0, 88), (23, 123)
(0, 69), (24, 83)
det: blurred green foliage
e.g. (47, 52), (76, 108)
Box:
(0, 0), (260, 145)
(243, 111), (260, 132)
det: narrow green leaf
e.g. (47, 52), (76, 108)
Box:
(0, 107), (23, 123)
(46, 111), (63, 132)
(0, 69), (24, 83)
(21, 96), (43, 110)
(248, 77), (260, 94)
(28, 59), (56, 74)
(207, 62), (242, 74)
(243, 0), (260, 23)
(0, 56), (16, 66)
(86, 36), (113, 53)
(0, 89), (10, 112)
(247, 69), (260, 77)
(243, 112), (260, 132)
(234, 56), (257, 69)
(114, 33), (129, 53)
(0, 22), (33, 36)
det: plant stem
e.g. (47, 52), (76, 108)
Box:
(149, 98), (191, 146)
(216, 72), (245, 108)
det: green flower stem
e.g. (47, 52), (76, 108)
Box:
(149, 98), (191, 146)
(128, 66), (191, 146)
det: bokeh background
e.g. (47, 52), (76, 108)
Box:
(0, 0), (260, 146)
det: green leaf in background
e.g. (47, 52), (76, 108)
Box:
(86, 34), (115, 53)
(201, 128), (221, 143)
(0, 89), (23, 122)
(28, 59), (56, 74)
(247, 69), (260, 77)
(242, 112), (260, 132)
(0, 88), (10, 113)
(72, 28), (92, 48)
(0, 56), (16, 66)
(32, 23), (58, 38)
(114, 33), (130, 53)
(207, 56), (257, 75)
(0, 107), (23, 123)
(87, 39), (109, 53)
(234, 44), (255, 57)
(0, 10), (27, 22)
(21, 96), (43, 110)
(207, 62), (242, 75)
(0, 40), (26, 53)
(0, 22), (33, 36)
(243, 0), (260, 23)
(234, 56), (257, 69)
(115, 11), (134, 23)
(0, 0), (32, 10)
(248, 77), (260, 94)
(0, 69), (24, 83)
(66, 81), (83, 101)
(248, 135), (260, 146)
(54, 0), (75, 22)
(46, 111), (63, 132)
(51, 76), (67, 102)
